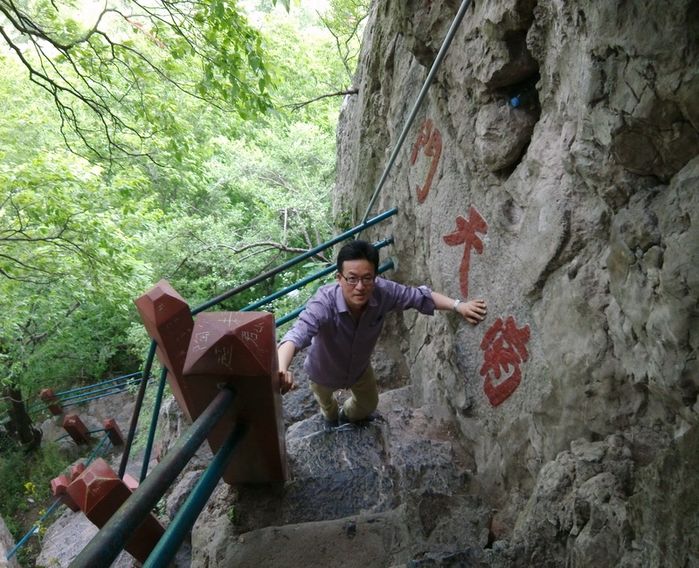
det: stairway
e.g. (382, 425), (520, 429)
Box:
(188, 363), (493, 567)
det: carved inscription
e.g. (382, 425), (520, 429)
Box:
(443, 206), (488, 299)
(479, 316), (531, 406)
(410, 118), (442, 203)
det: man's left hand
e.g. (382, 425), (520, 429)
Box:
(457, 299), (487, 325)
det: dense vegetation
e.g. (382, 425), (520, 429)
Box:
(0, 0), (367, 555)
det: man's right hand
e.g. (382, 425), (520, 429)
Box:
(279, 370), (296, 395)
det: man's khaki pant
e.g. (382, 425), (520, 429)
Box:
(309, 366), (379, 422)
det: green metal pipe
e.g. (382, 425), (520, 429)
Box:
(118, 340), (157, 479)
(54, 372), (142, 398)
(57, 377), (142, 404)
(242, 238), (394, 313)
(71, 387), (236, 568)
(142, 421), (248, 568)
(140, 367), (168, 483)
(60, 380), (151, 410)
(85, 433), (112, 465)
(6, 497), (63, 560)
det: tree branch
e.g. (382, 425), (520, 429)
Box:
(0, 0), (271, 164)
(285, 88), (358, 111)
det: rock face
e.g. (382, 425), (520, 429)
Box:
(0, 515), (19, 568)
(330, 0), (698, 566)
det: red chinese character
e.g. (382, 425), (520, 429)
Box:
(479, 316), (531, 406)
(442, 206), (488, 298)
(410, 119), (442, 203)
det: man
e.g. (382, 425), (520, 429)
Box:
(277, 240), (487, 425)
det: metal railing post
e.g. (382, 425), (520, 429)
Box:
(118, 340), (157, 479)
(140, 367), (169, 482)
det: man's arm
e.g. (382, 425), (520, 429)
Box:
(277, 340), (297, 394)
(431, 291), (487, 325)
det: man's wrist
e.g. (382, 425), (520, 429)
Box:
(452, 298), (462, 312)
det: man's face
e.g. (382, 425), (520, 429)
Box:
(337, 259), (376, 312)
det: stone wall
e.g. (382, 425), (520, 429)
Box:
(334, 0), (698, 564)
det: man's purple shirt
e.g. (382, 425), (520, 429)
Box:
(281, 277), (435, 389)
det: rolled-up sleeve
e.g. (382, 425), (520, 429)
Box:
(378, 279), (435, 315)
(280, 291), (330, 349)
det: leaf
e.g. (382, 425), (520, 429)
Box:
(272, 0), (291, 11)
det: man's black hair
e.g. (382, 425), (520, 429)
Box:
(336, 240), (379, 274)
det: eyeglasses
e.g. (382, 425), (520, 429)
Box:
(340, 273), (376, 286)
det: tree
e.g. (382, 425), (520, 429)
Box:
(0, 56), (157, 446)
(318, 0), (369, 79)
(138, 7), (343, 311)
(0, 0), (358, 449)
(0, 0), (284, 163)
(0, 160), (153, 446)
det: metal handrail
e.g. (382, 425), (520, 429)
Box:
(139, 367), (168, 483)
(142, 421), (248, 568)
(118, 341), (157, 478)
(91, 210), (400, 564)
(56, 376), (142, 405)
(241, 237), (393, 313)
(53, 372), (143, 398)
(5, 498), (63, 561)
(361, 0), (473, 224)
(191, 207), (397, 315)
(5, 432), (113, 561)
(73, 387), (237, 568)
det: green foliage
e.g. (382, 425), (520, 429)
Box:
(0, 0), (358, 443)
(0, 55), (156, 407)
(319, 0), (370, 78)
(136, 4), (345, 310)
(0, 0), (274, 162)
(0, 442), (71, 538)
(0, 144), (154, 395)
(0, 6), (372, 562)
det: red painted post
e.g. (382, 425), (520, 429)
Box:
(103, 418), (124, 446)
(135, 280), (288, 484)
(134, 280), (196, 421)
(182, 311), (287, 484)
(71, 463), (86, 480)
(50, 475), (80, 512)
(123, 474), (139, 492)
(66, 458), (164, 564)
(40, 388), (63, 415)
(63, 415), (91, 445)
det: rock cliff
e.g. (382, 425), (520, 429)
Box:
(330, 0), (698, 565)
